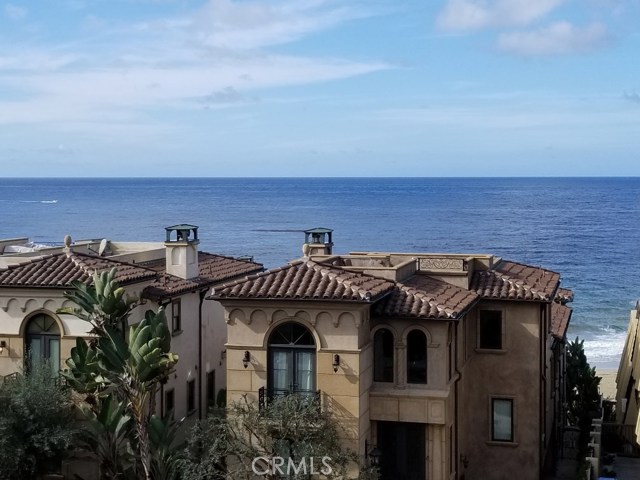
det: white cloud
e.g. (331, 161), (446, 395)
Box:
(0, 0), (389, 125)
(4, 3), (27, 20)
(436, 0), (564, 31)
(497, 22), (610, 56)
(193, 0), (369, 50)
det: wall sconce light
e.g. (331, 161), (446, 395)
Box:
(242, 351), (251, 369)
(332, 354), (340, 373)
(460, 454), (469, 469)
(0, 340), (6, 354)
(365, 439), (381, 467)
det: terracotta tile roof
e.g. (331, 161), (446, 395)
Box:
(471, 260), (560, 302)
(376, 275), (479, 320)
(555, 287), (574, 305)
(0, 251), (157, 288)
(142, 252), (263, 301)
(211, 260), (395, 302)
(551, 303), (572, 340)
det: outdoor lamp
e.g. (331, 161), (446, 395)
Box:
(365, 439), (381, 467)
(332, 354), (340, 373)
(242, 351), (251, 369)
(0, 340), (6, 354)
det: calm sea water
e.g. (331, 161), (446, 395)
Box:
(1, 177), (639, 369)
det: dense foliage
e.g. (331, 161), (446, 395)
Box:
(180, 394), (378, 480)
(61, 268), (180, 480)
(566, 337), (601, 454)
(0, 362), (77, 480)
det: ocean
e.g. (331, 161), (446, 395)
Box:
(1, 177), (639, 369)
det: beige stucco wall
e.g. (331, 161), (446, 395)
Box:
(223, 300), (459, 480)
(225, 302), (369, 456)
(458, 301), (542, 480)
(616, 308), (640, 446)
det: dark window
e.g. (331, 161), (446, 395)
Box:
(164, 389), (175, 419)
(374, 329), (394, 383)
(268, 322), (316, 398)
(25, 314), (61, 375)
(206, 370), (216, 407)
(492, 398), (514, 442)
(172, 300), (181, 333)
(187, 379), (196, 413)
(407, 330), (427, 384)
(479, 310), (502, 350)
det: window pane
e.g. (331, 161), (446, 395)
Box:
(28, 337), (42, 361)
(374, 329), (394, 382)
(407, 330), (427, 384)
(492, 399), (513, 441)
(272, 350), (291, 394)
(295, 351), (314, 392)
(479, 311), (502, 349)
(49, 338), (60, 375)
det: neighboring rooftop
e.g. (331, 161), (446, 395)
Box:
(142, 252), (263, 301)
(470, 260), (560, 302)
(375, 274), (479, 320)
(551, 303), (572, 340)
(212, 253), (564, 322)
(211, 260), (395, 302)
(0, 250), (157, 288)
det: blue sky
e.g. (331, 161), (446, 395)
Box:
(1, 0), (639, 177)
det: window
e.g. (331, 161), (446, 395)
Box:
(187, 379), (196, 414)
(206, 370), (216, 408)
(407, 330), (427, 384)
(491, 398), (514, 442)
(164, 389), (175, 419)
(479, 310), (503, 350)
(24, 314), (61, 375)
(373, 329), (394, 382)
(171, 299), (181, 333)
(268, 322), (316, 397)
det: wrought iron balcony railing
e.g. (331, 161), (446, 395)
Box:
(258, 386), (321, 412)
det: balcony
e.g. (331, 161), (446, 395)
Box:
(258, 386), (321, 412)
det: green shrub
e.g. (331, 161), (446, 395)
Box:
(0, 362), (77, 480)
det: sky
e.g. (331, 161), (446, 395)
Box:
(1, 0), (639, 177)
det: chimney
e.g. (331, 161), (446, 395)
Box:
(164, 224), (200, 279)
(302, 227), (333, 257)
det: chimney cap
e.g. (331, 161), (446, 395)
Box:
(303, 227), (333, 234)
(165, 224), (199, 243)
(165, 224), (199, 231)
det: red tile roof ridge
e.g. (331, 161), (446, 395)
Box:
(66, 251), (97, 277)
(495, 259), (560, 277)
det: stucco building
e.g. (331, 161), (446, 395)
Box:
(210, 228), (573, 480)
(615, 301), (640, 451)
(0, 225), (262, 421)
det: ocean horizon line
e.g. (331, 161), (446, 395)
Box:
(2, 175), (640, 180)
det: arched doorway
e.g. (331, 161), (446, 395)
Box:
(268, 322), (316, 398)
(24, 314), (61, 374)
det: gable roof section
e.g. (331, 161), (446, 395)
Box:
(376, 275), (479, 320)
(142, 252), (263, 301)
(471, 260), (560, 302)
(211, 260), (395, 302)
(551, 303), (572, 340)
(0, 251), (157, 288)
(555, 287), (574, 305)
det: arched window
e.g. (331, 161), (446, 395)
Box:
(374, 328), (394, 382)
(268, 322), (316, 397)
(25, 314), (61, 375)
(407, 330), (427, 384)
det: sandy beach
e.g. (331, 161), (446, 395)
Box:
(598, 369), (618, 400)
